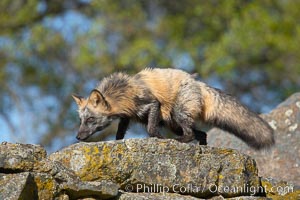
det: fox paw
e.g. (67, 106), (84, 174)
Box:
(176, 135), (194, 143)
(149, 134), (165, 139)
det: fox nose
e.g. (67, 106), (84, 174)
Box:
(76, 135), (81, 140)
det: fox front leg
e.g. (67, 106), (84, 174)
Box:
(116, 117), (130, 140)
(147, 101), (164, 139)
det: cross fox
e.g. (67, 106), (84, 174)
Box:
(72, 68), (275, 150)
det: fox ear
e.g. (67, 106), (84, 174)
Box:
(72, 94), (84, 107)
(89, 89), (110, 109)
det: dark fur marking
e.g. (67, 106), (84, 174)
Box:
(133, 73), (142, 80)
(100, 73), (131, 95)
(90, 89), (111, 109)
(133, 93), (155, 108)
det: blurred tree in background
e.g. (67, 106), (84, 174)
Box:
(0, 0), (299, 151)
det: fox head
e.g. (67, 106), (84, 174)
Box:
(72, 90), (119, 142)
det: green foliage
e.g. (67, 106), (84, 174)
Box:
(203, 0), (300, 100)
(0, 0), (299, 149)
(204, 1), (300, 72)
(0, 0), (39, 32)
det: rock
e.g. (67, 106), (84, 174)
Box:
(0, 138), (299, 199)
(60, 180), (119, 199)
(116, 191), (201, 200)
(49, 138), (260, 198)
(33, 159), (119, 199)
(55, 194), (70, 200)
(0, 142), (47, 172)
(207, 93), (300, 185)
(0, 172), (37, 200)
(261, 177), (300, 199)
(0, 142), (119, 200)
(33, 158), (78, 182)
(115, 192), (271, 200)
(33, 172), (58, 199)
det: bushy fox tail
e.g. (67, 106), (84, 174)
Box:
(201, 84), (275, 150)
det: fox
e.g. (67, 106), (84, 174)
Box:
(72, 68), (275, 150)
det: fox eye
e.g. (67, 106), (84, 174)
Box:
(86, 117), (95, 123)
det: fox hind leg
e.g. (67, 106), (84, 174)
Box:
(169, 122), (207, 145)
(194, 129), (207, 145)
(172, 113), (195, 143)
(176, 127), (195, 143)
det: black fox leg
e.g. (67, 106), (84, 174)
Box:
(194, 129), (207, 145)
(147, 102), (164, 139)
(116, 118), (130, 140)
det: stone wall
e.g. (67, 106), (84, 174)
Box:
(1, 139), (299, 199)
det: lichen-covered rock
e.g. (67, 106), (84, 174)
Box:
(0, 142), (119, 200)
(116, 191), (201, 200)
(33, 172), (57, 199)
(207, 93), (300, 185)
(261, 177), (300, 200)
(0, 142), (46, 172)
(0, 172), (37, 200)
(61, 180), (119, 199)
(33, 158), (119, 199)
(49, 138), (260, 198)
(116, 192), (271, 200)
(0, 138), (299, 199)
